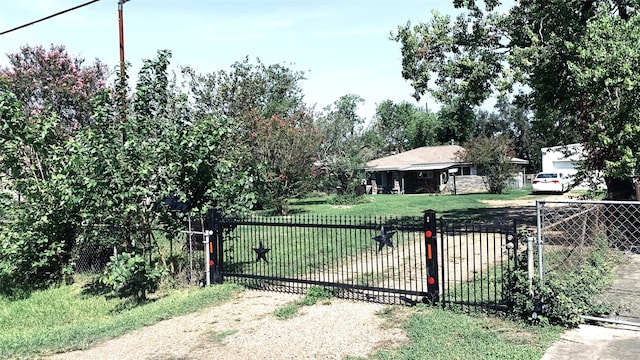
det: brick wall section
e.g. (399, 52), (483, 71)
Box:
(444, 175), (487, 194)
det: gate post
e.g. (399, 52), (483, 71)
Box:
(206, 208), (224, 284)
(423, 210), (439, 304)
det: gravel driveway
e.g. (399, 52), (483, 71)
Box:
(46, 290), (408, 360)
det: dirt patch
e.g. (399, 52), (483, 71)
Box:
(45, 290), (408, 360)
(480, 194), (569, 208)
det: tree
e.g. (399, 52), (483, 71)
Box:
(316, 95), (367, 194)
(185, 57), (306, 123)
(407, 108), (440, 149)
(436, 99), (476, 144)
(372, 100), (440, 153)
(458, 135), (518, 194)
(185, 58), (317, 213)
(373, 100), (410, 153)
(0, 44), (107, 132)
(249, 112), (321, 215)
(0, 79), (82, 295)
(569, 8), (640, 199)
(0, 46), (107, 294)
(392, 1), (640, 199)
(473, 97), (538, 171)
(0, 49), (256, 296)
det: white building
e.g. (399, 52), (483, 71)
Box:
(541, 143), (606, 190)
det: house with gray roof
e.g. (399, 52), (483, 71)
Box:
(365, 145), (528, 194)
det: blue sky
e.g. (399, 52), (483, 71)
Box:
(1, 0), (467, 121)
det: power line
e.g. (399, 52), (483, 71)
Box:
(0, 0), (102, 36)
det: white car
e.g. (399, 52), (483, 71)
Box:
(532, 172), (570, 194)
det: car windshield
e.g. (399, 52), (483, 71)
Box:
(536, 173), (559, 179)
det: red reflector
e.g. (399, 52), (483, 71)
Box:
(209, 260), (214, 266)
(425, 230), (433, 238)
(428, 277), (435, 285)
(551, 180), (559, 183)
(532, 180), (539, 184)
(427, 244), (432, 259)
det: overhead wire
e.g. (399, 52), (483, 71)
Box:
(0, 0), (102, 36)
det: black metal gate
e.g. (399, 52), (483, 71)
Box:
(204, 209), (516, 309)
(438, 218), (518, 311)
(206, 210), (438, 305)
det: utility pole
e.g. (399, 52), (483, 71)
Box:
(118, 0), (132, 249)
(118, 0), (130, 81)
(117, 0), (131, 142)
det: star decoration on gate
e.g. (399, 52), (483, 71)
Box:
(372, 226), (396, 253)
(253, 241), (271, 263)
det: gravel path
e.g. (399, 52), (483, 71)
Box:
(46, 290), (408, 360)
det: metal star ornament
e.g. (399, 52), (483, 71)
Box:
(372, 226), (396, 253)
(253, 241), (271, 263)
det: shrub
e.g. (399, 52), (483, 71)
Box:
(100, 252), (166, 301)
(508, 236), (619, 328)
(328, 193), (368, 205)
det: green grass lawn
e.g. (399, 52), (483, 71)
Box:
(0, 189), (563, 359)
(289, 190), (535, 217)
(372, 307), (561, 360)
(0, 282), (241, 359)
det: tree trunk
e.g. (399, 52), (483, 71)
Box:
(604, 176), (634, 200)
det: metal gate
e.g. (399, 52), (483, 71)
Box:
(439, 218), (518, 312)
(536, 199), (640, 326)
(203, 209), (516, 308)
(205, 210), (438, 305)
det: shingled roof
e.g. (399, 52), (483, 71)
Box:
(365, 145), (529, 171)
(365, 145), (467, 171)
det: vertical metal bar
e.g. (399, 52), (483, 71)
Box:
(204, 230), (211, 286)
(527, 233), (535, 295)
(321, 215), (327, 285)
(492, 227), (497, 308)
(188, 215), (193, 283)
(316, 215), (321, 284)
(536, 201), (544, 281)
(464, 222), (469, 308)
(472, 223), (477, 309)
(356, 215), (362, 292)
(440, 218), (448, 306)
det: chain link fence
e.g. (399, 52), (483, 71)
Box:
(536, 199), (640, 325)
(71, 217), (207, 286)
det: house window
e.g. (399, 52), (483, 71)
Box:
(418, 171), (434, 179)
(462, 167), (471, 175)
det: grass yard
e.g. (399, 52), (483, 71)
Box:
(0, 189), (564, 359)
(288, 189), (534, 217)
(0, 282), (241, 359)
(371, 307), (561, 360)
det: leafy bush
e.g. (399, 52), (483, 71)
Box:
(508, 236), (619, 328)
(100, 252), (166, 301)
(328, 193), (368, 205)
(0, 201), (77, 298)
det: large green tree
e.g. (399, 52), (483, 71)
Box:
(474, 97), (537, 170)
(185, 58), (318, 213)
(392, 0), (640, 199)
(372, 100), (440, 153)
(568, 7), (640, 199)
(0, 49), (255, 296)
(316, 95), (367, 194)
